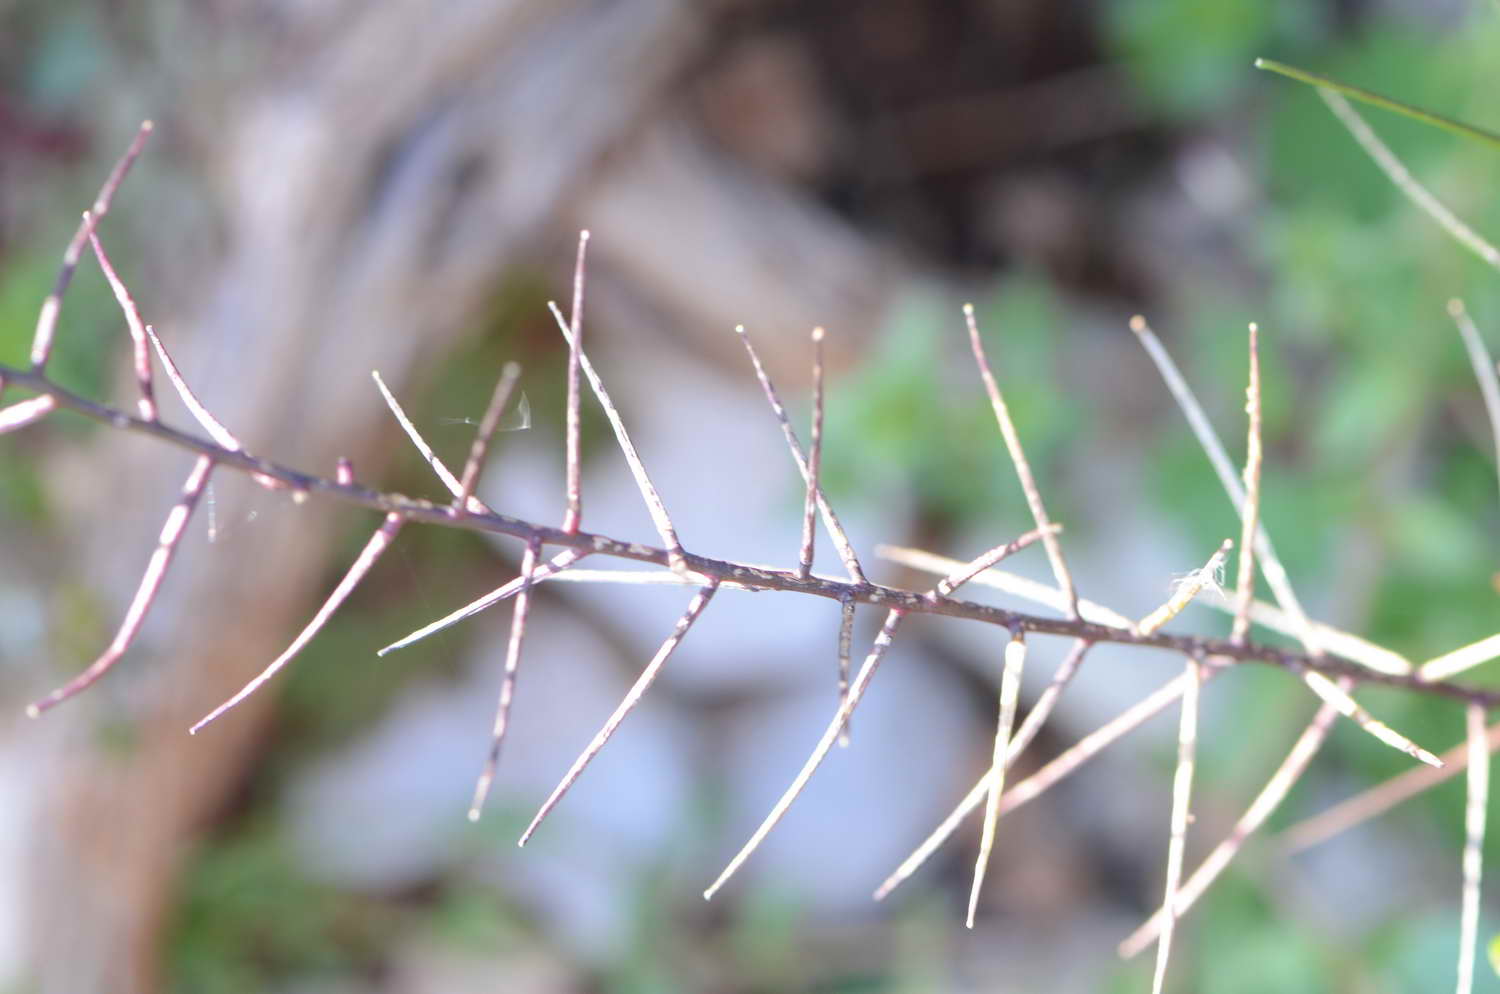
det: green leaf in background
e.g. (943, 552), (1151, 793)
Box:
(1488, 932), (1500, 977)
(1105, 0), (1276, 116)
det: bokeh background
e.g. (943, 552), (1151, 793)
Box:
(2, 0), (1499, 991)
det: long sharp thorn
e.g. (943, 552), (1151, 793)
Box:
(1282, 718), (1500, 854)
(469, 536), (542, 821)
(378, 548), (584, 656)
(934, 524), (1062, 598)
(735, 324), (867, 584)
(563, 230), (589, 533)
(371, 370), (490, 514)
(1133, 316), (1442, 766)
(966, 628), (1026, 928)
(548, 302), (686, 573)
(1448, 299), (1500, 509)
(705, 609), (905, 901)
(1459, 702), (1490, 994)
(1131, 315), (1318, 649)
(190, 512), (404, 733)
(798, 327), (825, 581)
(836, 593), (855, 747)
(455, 361), (521, 512)
(1136, 539), (1233, 637)
(964, 303), (1076, 616)
(1421, 632), (1500, 684)
(1231, 324), (1262, 645)
(876, 668), (1192, 902)
(0, 396), (58, 434)
(31, 120), (153, 370)
(520, 580), (719, 845)
(28, 455), (213, 716)
(1152, 657), (1202, 994)
(1119, 692), (1342, 959)
(1310, 86), (1500, 272)
(146, 326), (242, 451)
(87, 228), (157, 422)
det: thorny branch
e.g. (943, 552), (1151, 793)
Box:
(5, 367), (1491, 704)
(6, 120), (1500, 992)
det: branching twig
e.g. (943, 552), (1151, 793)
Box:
(12, 132), (1500, 975)
(8, 360), (1492, 707)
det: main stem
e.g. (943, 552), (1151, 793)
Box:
(5, 360), (1497, 709)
